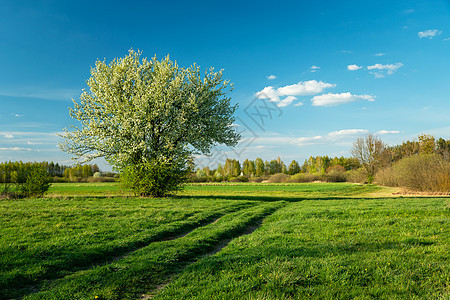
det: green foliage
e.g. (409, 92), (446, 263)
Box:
(0, 162), (51, 198)
(120, 161), (189, 197)
(63, 164), (98, 182)
(21, 164), (51, 197)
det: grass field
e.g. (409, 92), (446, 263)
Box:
(1, 182), (449, 299)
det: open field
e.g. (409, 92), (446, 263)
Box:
(1, 183), (449, 299)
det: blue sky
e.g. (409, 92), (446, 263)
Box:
(1, 0), (449, 170)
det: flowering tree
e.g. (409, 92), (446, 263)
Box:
(60, 50), (240, 196)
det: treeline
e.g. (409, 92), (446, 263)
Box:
(192, 156), (361, 183)
(0, 162), (51, 198)
(1, 161), (116, 185)
(192, 134), (450, 193)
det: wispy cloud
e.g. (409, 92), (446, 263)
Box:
(367, 62), (403, 77)
(311, 92), (375, 106)
(374, 53), (386, 57)
(267, 75), (277, 80)
(402, 9), (415, 14)
(347, 64), (363, 71)
(377, 130), (400, 135)
(10, 113), (24, 117)
(296, 129), (369, 146)
(309, 65), (320, 72)
(0, 87), (80, 101)
(0, 131), (61, 144)
(0, 147), (32, 151)
(418, 29), (442, 39)
(256, 80), (335, 107)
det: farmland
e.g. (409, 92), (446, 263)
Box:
(1, 183), (449, 299)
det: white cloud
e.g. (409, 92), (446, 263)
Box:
(256, 80), (335, 107)
(347, 64), (363, 71)
(267, 75), (277, 80)
(328, 129), (369, 136)
(374, 53), (386, 56)
(294, 102), (304, 107)
(295, 129), (369, 146)
(276, 80), (335, 96)
(0, 147), (32, 151)
(4, 134), (14, 138)
(0, 131), (61, 144)
(256, 86), (279, 102)
(277, 96), (298, 107)
(297, 136), (323, 145)
(309, 65), (320, 72)
(377, 130), (400, 135)
(444, 38), (450, 41)
(367, 62), (403, 77)
(311, 92), (375, 106)
(418, 29), (442, 39)
(27, 141), (44, 145)
(10, 113), (24, 117)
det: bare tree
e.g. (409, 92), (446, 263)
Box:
(351, 133), (387, 182)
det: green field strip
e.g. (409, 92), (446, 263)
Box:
(0, 198), (254, 299)
(154, 198), (449, 299)
(23, 201), (287, 300)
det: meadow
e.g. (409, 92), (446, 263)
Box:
(1, 183), (448, 299)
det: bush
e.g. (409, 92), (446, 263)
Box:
(87, 176), (116, 183)
(392, 154), (450, 192)
(288, 173), (321, 183)
(120, 161), (188, 197)
(268, 173), (289, 183)
(374, 166), (398, 187)
(228, 176), (249, 182)
(325, 165), (347, 182)
(21, 164), (51, 197)
(347, 168), (368, 184)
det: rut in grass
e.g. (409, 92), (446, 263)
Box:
(24, 201), (287, 300)
(140, 206), (282, 299)
(10, 205), (247, 300)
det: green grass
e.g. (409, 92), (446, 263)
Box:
(1, 182), (449, 299)
(46, 182), (125, 197)
(157, 197), (449, 299)
(0, 196), (255, 298)
(47, 182), (384, 199)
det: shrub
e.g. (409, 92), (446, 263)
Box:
(325, 165), (347, 182)
(21, 164), (51, 197)
(268, 173), (289, 183)
(374, 166), (398, 187)
(347, 168), (368, 184)
(288, 173), (321, 183)
(392, 154), (450, 192)
(120, 161), (188, 197)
